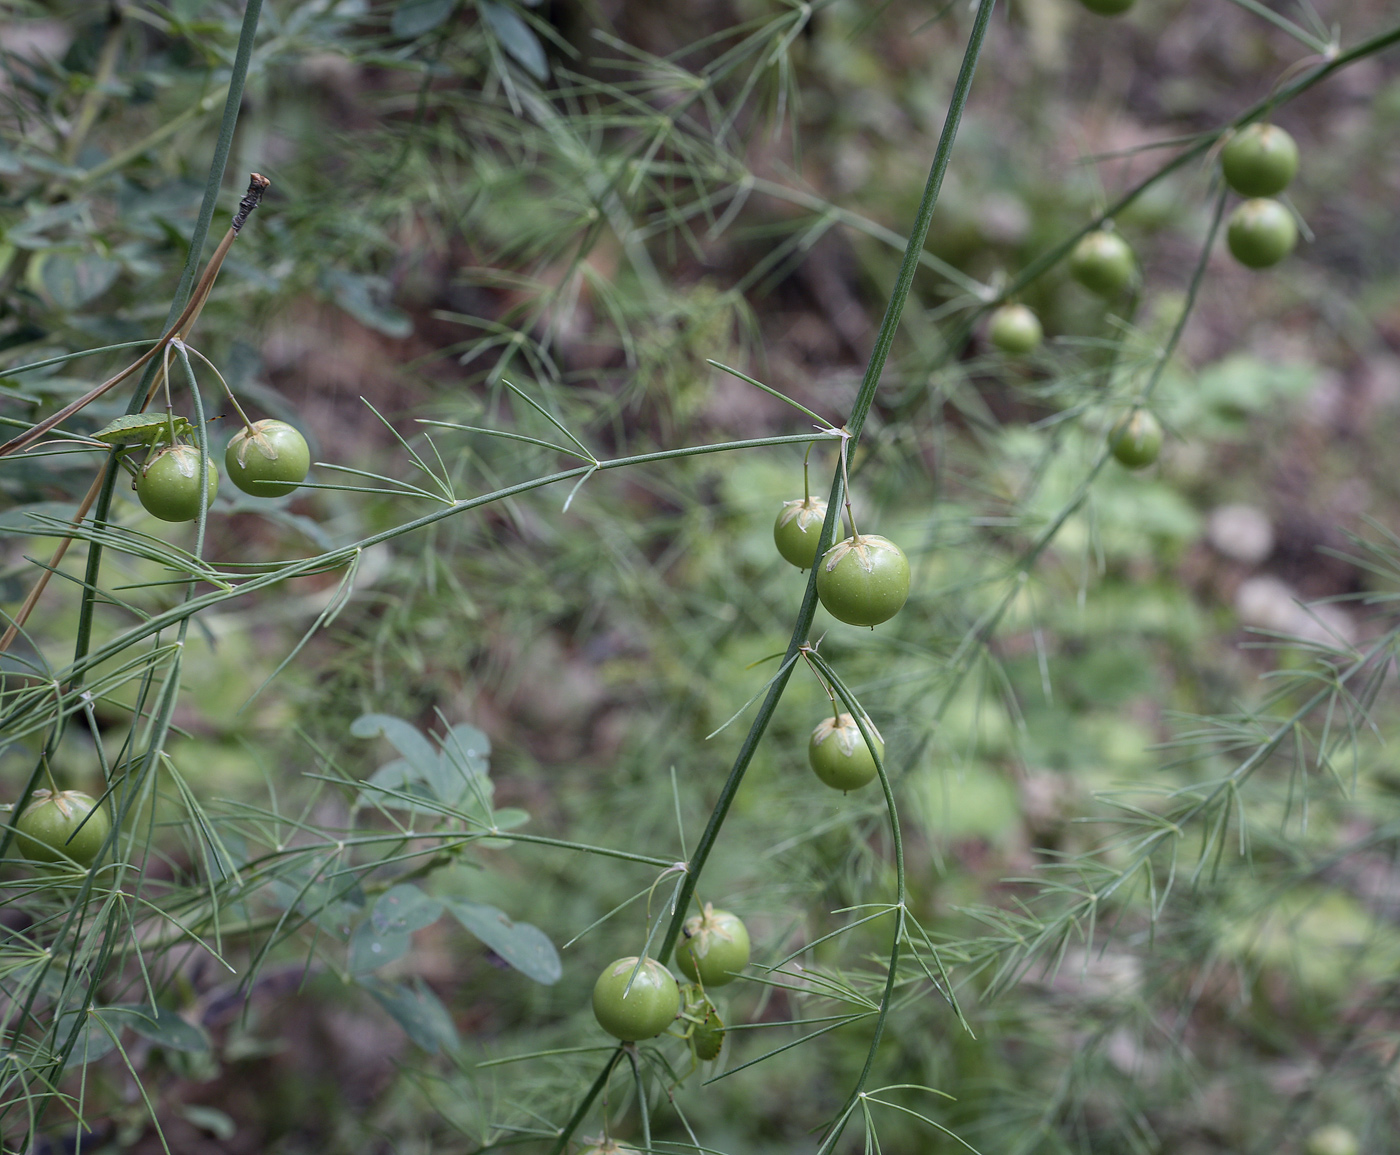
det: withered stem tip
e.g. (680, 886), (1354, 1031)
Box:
(232, 172), (272, 232)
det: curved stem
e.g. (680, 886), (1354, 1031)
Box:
(548, 2), (999, 1147)
(805, 652), (904, 1155)
(63, 0), (266, 698)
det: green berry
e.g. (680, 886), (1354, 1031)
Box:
(774, 497), (829, 569)
(1108, 409), (1163, 469)
(1221, 124), (1299, 198)
(13, 789), (112, 866)
(1069, 231), (1136, 298)
(988, 304), (1043, 355)
(1226, 198), (1297, 269)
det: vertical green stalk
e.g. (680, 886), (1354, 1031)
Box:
(806, 652), (905, 1155)
(658, 0), (998, 966)
(70, 0), (266, 686)
(549, 2), (998, 1150)
(7, 2), (268, 1144)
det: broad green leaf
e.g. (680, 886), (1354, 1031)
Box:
(268, 865), (365, 936)
(479, 1), (548, 81)
(350, 885), (444, 974)
(365, 979), (459, 1053)
(440, 722), (491, 775)
(428, 732), (492, 805)
(352, 714), (440, 784)
(444, 898), (561, 985)
(358, 759), (439, 813)
(57, 1009), (117, 1069)
(322, 270), (413, 338)
(39, 251), (122, 310)
(393, 0), (457, 37)
(105, 1004), (209, 1053)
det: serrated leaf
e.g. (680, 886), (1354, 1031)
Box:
(393, 0), (457, 37)
(365, 979), (459, 1053)
(444, 898), (561, 985)
(105, 1004), (209, 1053)
(322, 270), (412, 338)
(91, 412), (193, 446)
(350, 885), (443, 974)
(479, 1), (548, 81)
(40, 251), (122, 310)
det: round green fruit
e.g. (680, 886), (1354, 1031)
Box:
(225, 419), (311, 498)
(675, 905), (750, 987)
(1077, 0), (1134, 14)
(1227, 197), (1297, 269)
(592, 956), (680, 1041)
(988, 304), (1043, 355)
(137, 445), (219, 522)
(14, 789), (111, 866)
(815, 534), (910, 627)
(1221, 123), (1299, 198)
(1069, 230), (1136, 298)
(809, 713), (884, 792)
(1108, 409), (1163, 469)
(774, 497), (829, 569)
(1305, 1126), (1359, 1155)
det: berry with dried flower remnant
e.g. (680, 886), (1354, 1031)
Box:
(815, 535), (910, 627)
(13, 789), (111, 866)
(225, 419), (311, 498)
(808, 713), (884, 792)
(1221, 123), (1299, 198)
(675, 905), (750, 987)
(774, 496), (830, 569)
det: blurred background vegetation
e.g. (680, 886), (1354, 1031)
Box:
(2, 0), (1400, 1152)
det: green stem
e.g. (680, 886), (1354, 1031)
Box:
(542, 0), (998, 1138)
(992, 18), (1400, 312)
(806, 654), (905, 1155)
(13, 1), (269, 1137)
(545, 1047), (623, 1155)
(1221, 0), (1330, 53)
(68, 0), (266, 691)
(0, 434), (832, 733)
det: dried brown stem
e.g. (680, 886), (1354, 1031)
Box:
(0, 173), (271, 460)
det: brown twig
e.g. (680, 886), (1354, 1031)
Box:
(0, 174), (271, 653)
(0, 173), (271, 460)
